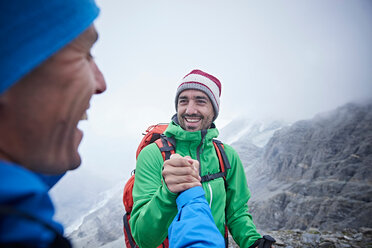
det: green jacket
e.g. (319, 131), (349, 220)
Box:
(130, 118), (261, 248)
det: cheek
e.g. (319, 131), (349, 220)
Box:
(68, 62), (97, 95)
(204, 106), (214, 117)
(177, 106), (186, 116)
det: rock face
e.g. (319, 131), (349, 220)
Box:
(67, 186), (124, 248)
(228, 227), (372, 248)
(236, 102), (372, 231)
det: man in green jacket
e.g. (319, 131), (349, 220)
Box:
(130, 69), (262, 247)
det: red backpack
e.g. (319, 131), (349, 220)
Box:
(122, 123), (231, 248)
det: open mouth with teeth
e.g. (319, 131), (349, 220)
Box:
(182, 115), (203, 130)
(185, 116), (201, 123)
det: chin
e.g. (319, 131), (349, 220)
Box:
(53, 153), (82, 174)
(68, 153), (82, 171)
(187, 124), (205, 131)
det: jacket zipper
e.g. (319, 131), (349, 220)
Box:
(196, 129), (207, 177)
(208, 183), (213, 208)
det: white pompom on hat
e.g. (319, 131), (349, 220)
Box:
(175, 69), (222, 121)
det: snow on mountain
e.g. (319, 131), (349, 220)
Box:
(218, 117), (287, 147)
(65, 182), (125, 236)
(67, 184), (125, 247)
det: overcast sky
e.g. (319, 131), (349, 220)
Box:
(51, 0), (372, 224)
(91, 0), (371, 136)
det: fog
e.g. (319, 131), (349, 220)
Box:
(50, 0), (372, 229)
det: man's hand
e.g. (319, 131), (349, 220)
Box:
(162, 154), (201, 193)
(251, 235), (276, 248)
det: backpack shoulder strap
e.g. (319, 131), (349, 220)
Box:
(123, 213), (137, 248)
(200, 139), (231, 183)
(154, 135), (175, 161)
(212, 139), (231, 172)
(212, 139), (231, 248)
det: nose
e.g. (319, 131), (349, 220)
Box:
(185, 101), (197, 115)
(92, 61), (107, 94)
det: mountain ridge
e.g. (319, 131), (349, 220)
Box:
(239, 102), (372, 231)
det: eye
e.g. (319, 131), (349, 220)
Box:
(178, 98), (188, 104)
(197, 99), (207, 105)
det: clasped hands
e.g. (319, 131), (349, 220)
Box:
(162, 154), (201, 193)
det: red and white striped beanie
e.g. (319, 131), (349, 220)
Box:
(175, 69), (222, 121)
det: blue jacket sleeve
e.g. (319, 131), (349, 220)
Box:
(168, 186), (225, 248)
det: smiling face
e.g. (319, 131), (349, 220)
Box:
(177, 89), (215, 132)
(0, 25), (106, 174)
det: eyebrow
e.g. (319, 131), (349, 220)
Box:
(179, 95), (209, 100)
(195, 96), (209, 101)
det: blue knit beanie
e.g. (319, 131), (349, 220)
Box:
(0, 0), (100, 94)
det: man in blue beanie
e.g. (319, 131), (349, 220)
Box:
(0, 0), (106, 247)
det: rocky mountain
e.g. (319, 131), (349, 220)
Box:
(236, 102), (372, 232)
(67, 185), (124, 248)
(229, 227), (372, 248)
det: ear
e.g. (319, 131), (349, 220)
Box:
(0, 92), (9, 109)
(0, 85), (16, 111)
(0, 92), (11, 161)
(0, 87), (18, 118)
